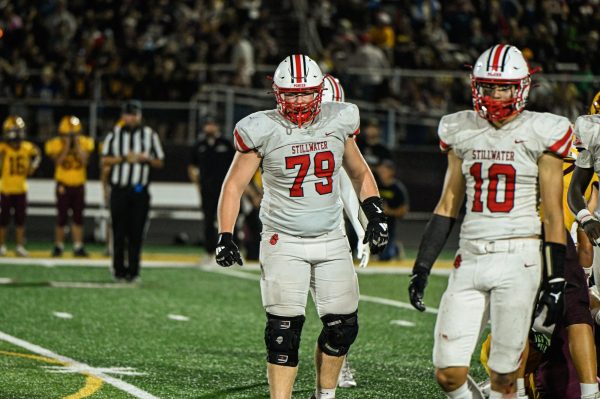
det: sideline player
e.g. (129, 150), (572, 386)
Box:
(0, 116), (41, 256)
(45, 115), (95, 257)
(216, 54), (388, 399)
(408, 44), (570, 398)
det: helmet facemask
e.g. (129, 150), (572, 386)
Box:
(471, 76), (531, 123)
(273, 85), (324, 128)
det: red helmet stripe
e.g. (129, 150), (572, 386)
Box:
(234, 129), (251, 152)
(294, 54), (303, 83)
(490, 44), (506, 71)
(332, 77), (340, 100)
(327, 76), (340, 100)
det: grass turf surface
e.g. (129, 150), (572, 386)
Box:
(0, 261), (487, 398)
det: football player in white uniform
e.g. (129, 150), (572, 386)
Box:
(408, 44), (571, 399)
(569, 90), (600, 277)
(216, 55), (388, 399)
(322, 74), (367, 390)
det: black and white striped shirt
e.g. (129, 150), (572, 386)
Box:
(102, 125), (165, 188)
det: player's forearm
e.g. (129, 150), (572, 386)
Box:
(568, 167), (595, 214)
(102, 156), (123, 167)
(148, 158), (163, 169)
(354, 170), (379, 201)
(218, 184), (243, 233)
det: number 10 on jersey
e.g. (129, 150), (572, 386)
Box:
(469, 162), (516, 213)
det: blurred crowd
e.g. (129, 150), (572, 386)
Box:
(0, 0), (599, 144)
(0, 0), (598, 100)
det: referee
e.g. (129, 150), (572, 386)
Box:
(101, 100), (164, 282)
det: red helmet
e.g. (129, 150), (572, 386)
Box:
(471, 44), (533, 122)
(272, 54), (324, 127)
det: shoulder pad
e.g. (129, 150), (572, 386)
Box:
(438, 110), (478, 152)
(574, 115), (600, 150)
(234, 111), (275, 153)
(530, 113), (572, 158)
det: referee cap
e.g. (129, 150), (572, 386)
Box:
(122, 100), (142, 115)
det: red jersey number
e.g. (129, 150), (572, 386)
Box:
(469, 162), (516, 213)
(285, 151), (335, 197)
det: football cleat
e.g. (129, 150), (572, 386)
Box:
(52, 245), (63, 257)
(73, 247), (89, 257)
(16, 246), (29, 257)
(337, 357), (357, 388)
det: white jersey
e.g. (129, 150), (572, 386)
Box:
(574, 115), (600, 172)
(234, 102), (360, 236)
(439, 110), (572, 241)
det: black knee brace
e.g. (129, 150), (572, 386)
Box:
(317, 310), (359, 357)
(264, 313), (305, 367)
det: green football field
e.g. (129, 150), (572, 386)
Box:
(0, 255), (488, 399)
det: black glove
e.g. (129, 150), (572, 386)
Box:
(215, 233), (243, 267)
(581, 218), (600, 246)
(408, 265), (429, 312)
(361, 196), (389, 254)
(534, 278), (566, 327)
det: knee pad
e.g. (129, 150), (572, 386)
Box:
(317, 310), (359, 357)
(264, 313), (305, 367)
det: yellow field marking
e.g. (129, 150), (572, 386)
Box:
(63, 374), (104, 399)
(0, 350), (104, 398)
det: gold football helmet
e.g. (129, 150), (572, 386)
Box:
(58, 115), (82, 135)
(590, 90), (600, 115)
(2, 115), (26, 141)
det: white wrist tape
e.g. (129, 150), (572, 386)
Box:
(577, 209), (595, 225)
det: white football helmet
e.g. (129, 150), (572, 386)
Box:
(272, 54), (324, 127)
(322, 74), (345, 103)
(471, 44), (533, 122)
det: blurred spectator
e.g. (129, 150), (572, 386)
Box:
(375, 159), (409, 261)
(230, 29), (255, 87)
(357, 118), (392, 168)
(188, 117), (234, 263)
(368, 11), (395, 61)
(33, 65), (61, 139)
(45, 115), (95, 257)
(347, 33), (389, 102)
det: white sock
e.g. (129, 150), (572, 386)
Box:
(581, 382), (600, 398)
(55, 242), (64, 249)
(446, 382), (472, 399)
(74, 242), (82, 250)
(517, 378), (526, 396)
(316, 388), (336, 399)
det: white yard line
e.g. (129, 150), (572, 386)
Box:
(0, 331), (160, 399)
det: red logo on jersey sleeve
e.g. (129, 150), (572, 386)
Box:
(270, 234), (279, 245)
